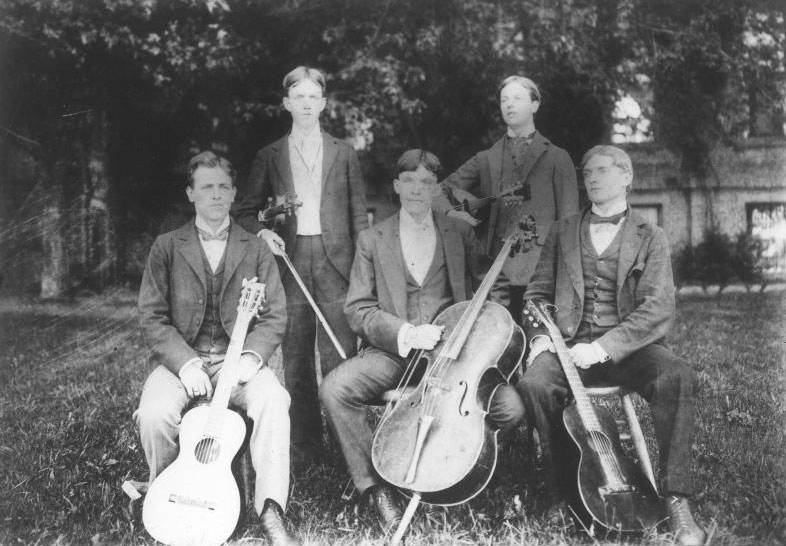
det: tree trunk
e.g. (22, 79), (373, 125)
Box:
(40, 184), (67, 299)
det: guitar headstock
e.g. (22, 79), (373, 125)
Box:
(523, 299), (558, 330)
(238, 277), (266, 317)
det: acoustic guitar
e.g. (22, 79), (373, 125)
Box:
(142, 278), (265, 546)
(523, 299), (663, 532)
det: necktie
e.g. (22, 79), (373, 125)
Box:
(197, 226), (230, 241)
(590, 210), (627, 225)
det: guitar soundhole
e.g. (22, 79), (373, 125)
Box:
(194, 438), (220, 464)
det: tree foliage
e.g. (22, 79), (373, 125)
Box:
(0, 0), (784, 295)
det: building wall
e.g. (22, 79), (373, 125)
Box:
(624, 139), (786, 250)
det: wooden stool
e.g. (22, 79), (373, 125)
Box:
(585, 385), (658, 491)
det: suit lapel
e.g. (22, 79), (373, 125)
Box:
(616, 213), (646, 289)
(560, 212), (584, 298)
(513, 131), (548, 185)
(436, 214), (467, 301)
(176, 221), (207, 290)
(271, 135), (295, 193)
(220, 220), (250, 301)
(377, 214), (408, 319)
(321, 133), (339, 192)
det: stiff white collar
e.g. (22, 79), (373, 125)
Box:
(399, 207), (435, 232)
(195, 215), (230, 235)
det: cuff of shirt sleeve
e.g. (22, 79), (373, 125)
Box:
(178, 357), (203, 379)
(396, 323), (416, 358)
(590, 341), (611, 363)
(240, 349), (265, 369)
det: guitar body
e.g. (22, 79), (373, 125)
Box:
(142, 405), (247, 546)
(563, 402), (663, 532)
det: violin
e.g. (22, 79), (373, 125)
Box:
(257, 192), (302, 224)
(444, 183), (530, 218)
(371, 219), (537, 510)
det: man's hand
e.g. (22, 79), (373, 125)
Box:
(527, 336), (556, 366)
(180, 366), (213, 399)
(406, 324), (446, 351)
(259, 229), (285, 256)
(569, 343), (600, 369)
(446, 209), (481, 227)
(237, 353), (261, 384)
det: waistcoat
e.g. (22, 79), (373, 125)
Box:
(192, 249), (229, 355)
(404, 230), (453, 326)
(579, 215), (623, 339)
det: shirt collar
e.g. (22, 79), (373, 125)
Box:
(591, 200), (628, 218)
(399, 207), (435, 232)
(506, 127), (536, 139)
(195, 215), (230, 236)
(290, 124), (322, 145)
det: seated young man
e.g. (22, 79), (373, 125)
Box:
(319, 149), (524, 531)
(134, 151), (299, 546)
(517, 145), (706, 546)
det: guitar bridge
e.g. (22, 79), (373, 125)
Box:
(168, 493), (216, 511)
(599, 484), (637, 497)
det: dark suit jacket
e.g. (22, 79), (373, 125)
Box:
(524, 208), (676, 363)
(137, 219), (287, 375)
(433, 131), (579, 283)
(234, 132), (368, 281)
(344, 211), (508, 355)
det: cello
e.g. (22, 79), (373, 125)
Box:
(371, 217), (537, 543)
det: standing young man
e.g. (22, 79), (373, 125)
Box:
(517, 145), (706, 546)
(432, 75), (579, 320)
(319, 150), (523, 531)
(235, 67), (368, 459)
(135, 151), (299, 546)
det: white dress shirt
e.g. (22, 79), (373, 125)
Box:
(288, 125), (323, 235)
(589, 202), (627, 255)
(395, 208), (438, 356)
(195, 216), (229, 273)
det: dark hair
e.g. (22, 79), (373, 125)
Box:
(498, 75), (541, 103)
(282, 66), (326, 93)
(395, 149), (442, 177)
(187, 151), (236, 187)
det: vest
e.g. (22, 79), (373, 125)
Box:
(404, 229), (453, 326)
(192, 249), (230, 355)
(494, 137), (535, 285)
(579, 214), (623, 340)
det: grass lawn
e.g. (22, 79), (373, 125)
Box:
(0, 288), (784, 545)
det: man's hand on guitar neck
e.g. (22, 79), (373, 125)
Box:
(446, 210), (481, 227)
(236, 353), (262, 384)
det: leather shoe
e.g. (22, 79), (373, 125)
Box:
(666, 495), (706, 546)
(368, 484), (403, 532)
(260, 500), (301, 546)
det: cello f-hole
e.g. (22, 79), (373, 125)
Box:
(458, 381), (470, 416)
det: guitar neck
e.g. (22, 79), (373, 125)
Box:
(210, 313), (254, 412)
(542, 321), (602, 431)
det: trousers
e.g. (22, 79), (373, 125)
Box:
(517, 342), (697, 497)
(281, 234), (357, 451)
(134, 364), (291, 513)
(319, 346), (526, 494)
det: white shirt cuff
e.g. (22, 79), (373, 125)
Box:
(396, 323), (416, 358)
(178, 357), (203, 379)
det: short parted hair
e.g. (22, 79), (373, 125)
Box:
(396, 149), (442, 177)
(187, 151), (236, 187)
(282, 66), (326, 94)
(498, 75), (541, 103)
(580, 145), (633, 178)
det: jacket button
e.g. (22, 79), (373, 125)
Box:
(567, 326), (573, 333)
(198, 299), (204, 304)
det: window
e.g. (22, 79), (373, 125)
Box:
(631, 204), (662, 226)
(747, 202), (786, 278)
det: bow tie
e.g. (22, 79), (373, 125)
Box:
(590, 210), (627, 225)
(197, 226), (230, 241)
